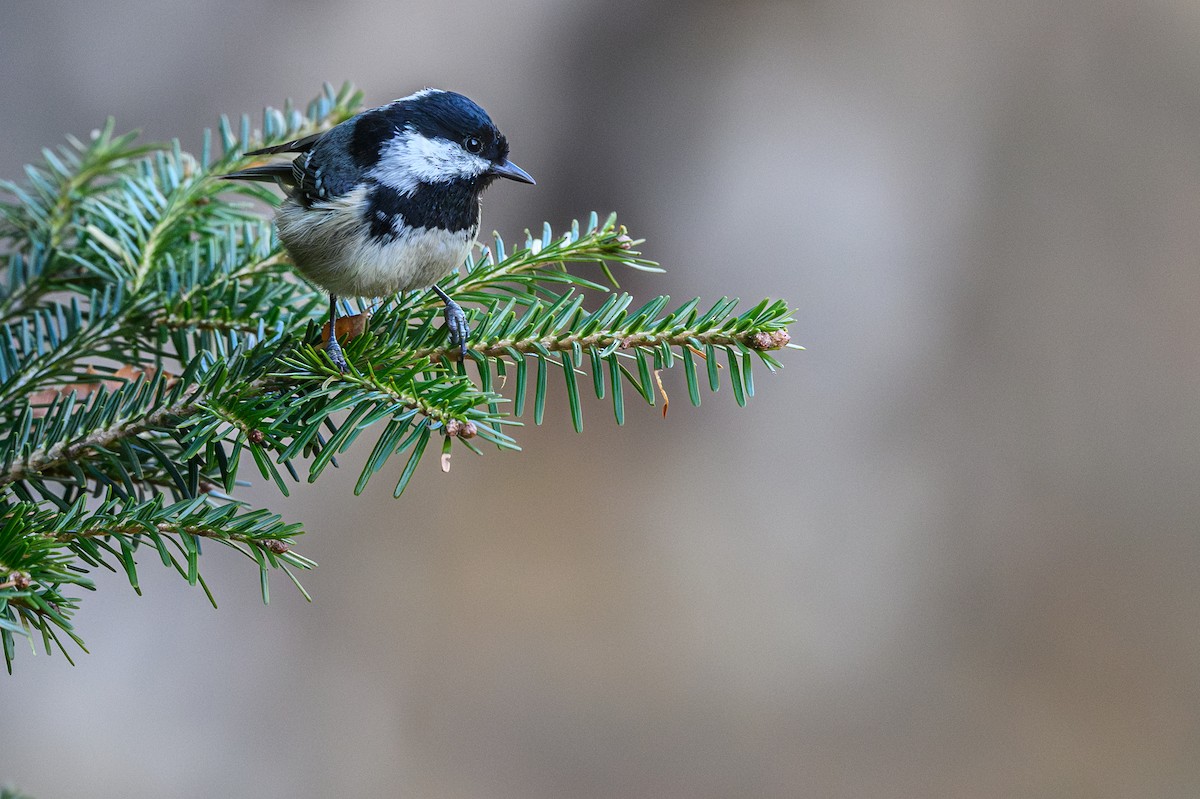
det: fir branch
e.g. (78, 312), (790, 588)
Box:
(0, 118), (161, 252)
(409, 298), (794, 362)
(0, 83), (799, 671)
(0, 395), (200, 492)
(1, 493), (312, 671)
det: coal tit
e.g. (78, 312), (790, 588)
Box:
(224, 89), (535, 372)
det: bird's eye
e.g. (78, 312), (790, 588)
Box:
(464, 135), (484, 154)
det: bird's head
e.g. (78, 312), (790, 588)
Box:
(359, 89), (535, 194)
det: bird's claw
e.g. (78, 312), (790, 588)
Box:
(443, 299), (470, 358)
(326, 335), (349, 373)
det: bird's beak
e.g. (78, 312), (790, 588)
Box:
(489, 159), (536, 185)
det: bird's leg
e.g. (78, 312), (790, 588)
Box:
(326, 293), (349, 373)
(431, 284), (469, 358)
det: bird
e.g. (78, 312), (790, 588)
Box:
(223, 88), (535, 372)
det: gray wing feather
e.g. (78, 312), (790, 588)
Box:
(290, 125), (363, 206)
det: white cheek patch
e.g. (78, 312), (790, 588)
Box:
(369, 129), (490, 195)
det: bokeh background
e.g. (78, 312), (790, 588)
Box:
(4, 1), (1200, 797)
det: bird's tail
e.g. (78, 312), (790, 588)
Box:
(222, 163), (295, 184)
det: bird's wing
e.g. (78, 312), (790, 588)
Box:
(225, 130), (330, 187)
(285, 126), (364, 206)
(224, 125), (363, 205)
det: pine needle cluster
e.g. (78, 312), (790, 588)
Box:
(0, 83), (796, 672)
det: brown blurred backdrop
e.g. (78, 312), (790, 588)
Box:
(4, 1), (1200, 797)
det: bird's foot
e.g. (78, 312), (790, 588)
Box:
(443, 299), (470, 358)
(326, 335), (349, 373)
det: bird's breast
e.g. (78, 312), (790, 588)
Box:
(275, 186), (477, 298)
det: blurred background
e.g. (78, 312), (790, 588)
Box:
(4, 1), (1200, 796)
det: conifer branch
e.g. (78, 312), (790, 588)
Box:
(410, 307), (793, 362)
(0, 397), (200, 491)
(0, 83), (799, 672)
